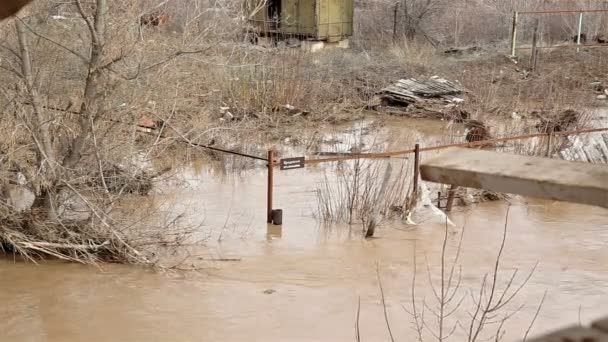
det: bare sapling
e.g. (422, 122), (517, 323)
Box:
(402, 207), (543, 341)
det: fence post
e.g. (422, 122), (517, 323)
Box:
(577, 12), (584, 52)
(511, 11), (519, 57)
(267, 149), (274, 223)
(546, 132), (552, 157)
(393, 2), (399, 42)
(530, 19), (539, 71)
(411, 144), (420, 209)
(437, 191), (442, 209)
(445, 184), (458, 213)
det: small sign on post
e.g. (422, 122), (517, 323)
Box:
(280, 157), (305, 170)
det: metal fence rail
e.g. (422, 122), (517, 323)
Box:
(302, 127), (608, 165)
(510, 8), (608, 56)
(135, 121), (608, 224)
(270, 126), (608, 219)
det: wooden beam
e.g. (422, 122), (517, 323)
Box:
(420, 148), (608, 209)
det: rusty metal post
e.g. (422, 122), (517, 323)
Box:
(511, 11), (519, 57)
(411, 144), (420, 208)
(267, 149), (274, 223)
(546, 132), (552, 157)
(445, 184), (458, 213)
(437, 191), (442, 209)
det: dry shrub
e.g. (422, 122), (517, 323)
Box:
(0, 198), (198, 265)
(316, 157), (414, 229)
(386, 39), (441, 74)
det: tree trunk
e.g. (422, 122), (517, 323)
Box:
(15, 18), (60, 220)
(63, 0), (108, 170)
(402, 0), (417, 39)
(15, 19), (57, 170)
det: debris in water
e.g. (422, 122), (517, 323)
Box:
(464, 120), (492, 145)
(263, 289), (276, 295)
(415, 183), (455, 226)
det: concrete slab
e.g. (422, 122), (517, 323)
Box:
(420, 148), (608, 209)
(525, 325), (608, 342)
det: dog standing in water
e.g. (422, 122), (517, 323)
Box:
(0, 0), (31, 20)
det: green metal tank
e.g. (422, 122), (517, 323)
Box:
(249, 0), (353, 42)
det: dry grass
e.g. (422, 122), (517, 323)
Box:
(316, 157), (414, 232)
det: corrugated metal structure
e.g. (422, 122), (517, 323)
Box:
(380, 78), (464, 105)
(248, 0), (353, 42)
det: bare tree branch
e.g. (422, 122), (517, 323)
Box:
(15, 16), (88, 62)
(376, 262), (395, 342)
(355, 296), (361, 342)
(75, 0), (100, 47)
(522, 290), (547, 342)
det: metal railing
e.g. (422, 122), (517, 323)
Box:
(301, 127), (608, 165)
(134, 120), (608, 224)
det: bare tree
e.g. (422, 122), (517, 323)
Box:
(0, 0), (206, 263)
(401, 0), (441, 39)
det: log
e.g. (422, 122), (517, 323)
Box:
(21, 240), (109, 251)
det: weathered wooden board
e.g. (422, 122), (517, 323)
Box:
(420, 147), (608, 209)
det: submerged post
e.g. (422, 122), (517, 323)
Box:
(577, 12), (584, 52)
(267, 149), (274, 223)
(412, 144), (420, 208)
(437, 191), (442, 209)
(510, 11), (519, 57)
(445, 184), (458, 213)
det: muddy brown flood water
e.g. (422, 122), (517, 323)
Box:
(1, 118), (608, 341)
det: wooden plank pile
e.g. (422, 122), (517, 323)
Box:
(379, 77), (463, 106)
